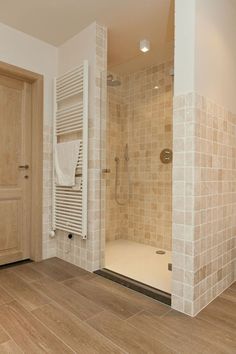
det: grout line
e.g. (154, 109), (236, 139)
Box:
(120, 309), (179, 354)
(57, 275), (84, 282)
(127, 309), (182, 352)
(0, 274), (55, 309)
(63, 277), (145, 320)
(195, 305), (236, 336)
(123, 309), (144, 321)
(30, 306), (77, 354)
(84, 312), (129, 354)
(28, 299), (55, 312)
(0, 284), (17, 304)
(32, 303), (127, 354)
(83, 309), (106, 323)
(0, 310), (24, 354)
(194, 278), (236, 317)
(3, 340), (24, 353)
(159, 307), (173, 319)
(194, 315), (234, 339)
(29, 276), (109, 321)
(8, 271), (46, 284)
(30, 277), (106, 316)
(27, 263), (86, 283)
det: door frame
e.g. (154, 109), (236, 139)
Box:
(0, 60), (43, 262)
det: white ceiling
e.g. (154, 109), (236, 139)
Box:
(0, 0), (174, 69)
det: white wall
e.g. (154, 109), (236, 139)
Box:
(0, 22), (58, 124)
(174, 0), (196, 95)
(58, 22), (96, 121)
(58, 22), (96, 73)
(175, 0), (236, 113)
(0, 22), (58, 258)
(195, 0), (236, 113)
(0, 21), (105, 264)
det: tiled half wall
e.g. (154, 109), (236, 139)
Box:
(172, 92), (236, 316)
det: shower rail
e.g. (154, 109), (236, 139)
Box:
(52, 61), (88, 239)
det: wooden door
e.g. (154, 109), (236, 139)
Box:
(0, 74), (32, 265)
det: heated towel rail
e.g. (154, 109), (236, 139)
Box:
(52, 61), (88, 239)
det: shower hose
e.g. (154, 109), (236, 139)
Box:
(114, 152), (131, 206)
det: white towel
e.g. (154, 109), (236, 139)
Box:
(72, 176), (82, 191)
(55, 140), (81, 186)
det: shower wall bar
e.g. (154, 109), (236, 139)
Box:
(52, 61), (89, 239)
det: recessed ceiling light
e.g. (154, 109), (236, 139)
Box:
(140, 39), (150, 53)
(154, 85), (159, 90)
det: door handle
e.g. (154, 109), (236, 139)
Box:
(18, 165), (29, 170)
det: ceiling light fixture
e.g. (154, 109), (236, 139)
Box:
(140, 39), (150, 53)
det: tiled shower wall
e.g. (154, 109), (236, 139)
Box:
(172, 93), (236, 316)
(104, 83), (124, 241)
(105, 60), (173, 250)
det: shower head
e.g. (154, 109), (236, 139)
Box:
(107, 74), (121, 87)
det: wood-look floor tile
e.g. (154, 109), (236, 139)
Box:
(0, 271), (50, 311)
(10, 263), (47, 283)
(163, 309), (236, 352)
(27, 260), (76, 282)
(31, 277), (103, 321)
(87, 311), (175, 354)
(0, 326), (9, 344)
(128, 310), (236, 354)
(0, 340), (23, 353)
(229, 282), (236, 292)
(44, 257), (96, 280)
(64, 277), (141, 319)
(0, 286), (13, 305)
(197, 296), (236, 335)
(220, 288), (236, 303)
(0, 258), (234, 354)
(90, 275), (170, 316)
(0, 301), (74, 353)
(33, 302), (125, 354)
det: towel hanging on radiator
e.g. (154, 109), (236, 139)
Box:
(55, 140), (81, 186)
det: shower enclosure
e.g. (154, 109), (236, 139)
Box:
(100, 60), (174, 296)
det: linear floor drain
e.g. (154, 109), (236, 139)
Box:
(156, 250), (166, 255)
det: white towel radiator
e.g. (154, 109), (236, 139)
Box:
(52, 62), (88, 239)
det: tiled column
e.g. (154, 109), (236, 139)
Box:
(56, 24), (107, 271)
(87, 24), (107, 271)
(43, 123), (56, 258)
(172, 93), (236, 316)
(172, 93), (196, 315)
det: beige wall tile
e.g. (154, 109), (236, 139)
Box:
(172, 93), (236, 316)
(105, 61), (173, 250)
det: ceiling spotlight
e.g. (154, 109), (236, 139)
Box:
(154, 85), (159, 90)
(140, 39), (150, 53)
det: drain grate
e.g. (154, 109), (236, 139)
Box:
(156, 250), (166, 255)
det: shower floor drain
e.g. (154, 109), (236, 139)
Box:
(156, 250), (166, 255)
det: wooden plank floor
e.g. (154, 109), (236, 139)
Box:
(0, 258), (235, 353)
